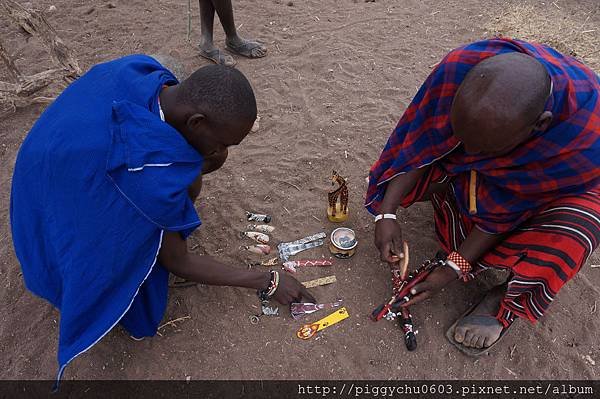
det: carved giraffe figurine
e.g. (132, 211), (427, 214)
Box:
(327, 170), (349, 222)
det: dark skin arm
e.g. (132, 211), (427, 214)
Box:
(158, 232), (315, 305)
(375, 167), (429, 264)
(161, 149), (316, 305)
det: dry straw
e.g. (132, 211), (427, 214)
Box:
(485, 2), (599, 72)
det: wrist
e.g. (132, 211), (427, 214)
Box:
(247, 271), (271, 290)
(379, 204), (399, 214)
(444, 259), (462, 278)
(374, 213), (397, 222)
(435, 264), (461, 284)
(256, 270), (279, 301)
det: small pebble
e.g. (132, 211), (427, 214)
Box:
(251, 115), (261, 132)
(47, 5), (57, 12)
(584, 355), (596, 366)
(107, 2), (117, 8)
(287, 1), (294, 6)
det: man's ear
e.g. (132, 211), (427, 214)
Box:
(186, 113), (207, 132)
(533, 111), (552, 131)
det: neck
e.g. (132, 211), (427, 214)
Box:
(158, 85), (186, 132)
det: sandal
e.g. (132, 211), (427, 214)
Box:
(169, 276), (197, 288)
(445, 294), (516, 356)
(198, 47), (236, 67)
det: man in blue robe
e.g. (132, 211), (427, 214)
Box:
(10, 55), (313, 380)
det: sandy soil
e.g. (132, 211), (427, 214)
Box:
(1, 0), (599, 382)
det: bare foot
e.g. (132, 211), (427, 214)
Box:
(453, 284), (506, 349)
(226, 36), (267, 58)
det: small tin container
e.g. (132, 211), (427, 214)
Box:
(329, 227), (357, 259)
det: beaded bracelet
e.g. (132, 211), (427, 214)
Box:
(374, 213), (397, 222)
(257, 270), (279, 302)
(446, 251), (473, 282)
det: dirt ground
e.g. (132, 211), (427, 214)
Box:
(1, 0), (599, 382)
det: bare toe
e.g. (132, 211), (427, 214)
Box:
(463, 331), (474, 347)
(468, 334), (478, 348)
(253, 45), (267, 57)
(475, 335), (485, 349)
(483, 336), (491, 348)
(454, 326), (467, 343)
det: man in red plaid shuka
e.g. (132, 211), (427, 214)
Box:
(366, 38), (600, 355)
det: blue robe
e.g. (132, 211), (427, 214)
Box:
(10, 55), (203, 381)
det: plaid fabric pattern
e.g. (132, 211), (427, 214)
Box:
(365, 38), (600, 233)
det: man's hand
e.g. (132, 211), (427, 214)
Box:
(402, 266), (458, 306)
(401, 227), (507, 307)
(271, 273), (316, 305)
(373, 168), (428, 265)
(374, 219), (404, 264)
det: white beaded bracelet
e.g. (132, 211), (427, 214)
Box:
(374, 213), (397, 222)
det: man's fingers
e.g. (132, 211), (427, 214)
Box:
(379, 242), (392, 262)
(381, 242), (405, 264)
(410, 282), (430, 295)
(403, 281), (432, 306)
(390, 239), (404, 261)
(403, 291), (430, 307)
(389, 253), (404, 263)
(274, 297), (286, 305)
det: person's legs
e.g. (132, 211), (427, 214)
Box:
(449, 191), (600, 350)
(211, 0), (267, 58)
(210, 0), (237, 39)
(198, 0), (235, 66)
(120, 265), (170, 339)
(199, 0), (215, 51)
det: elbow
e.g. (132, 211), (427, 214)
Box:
(159, 246), (191, 278)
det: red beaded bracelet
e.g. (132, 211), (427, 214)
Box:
(446, 251), (472, 282)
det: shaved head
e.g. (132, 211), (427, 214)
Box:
(450, 52), (552, 156)
(160, 64), (257, 159)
